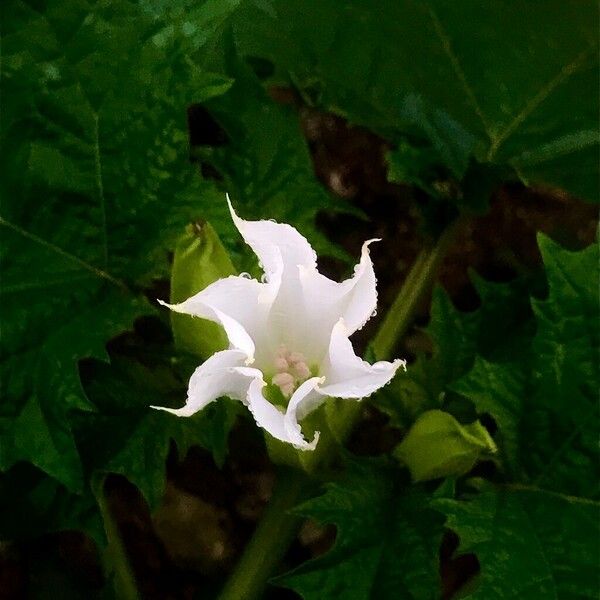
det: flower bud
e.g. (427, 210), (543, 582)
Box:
(394, 410), (497, 482)
(170, 222), (235, 359)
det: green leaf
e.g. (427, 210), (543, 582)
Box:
(386, 141), (442, 197)
(0, 289), (148, 491)
(394, 410), (496, 482)
(277, 458), (444, 599)
(0, 0), (237, 489)
(373, 275), (534, 429)
(170, 222), (235, 359)
(75, 353), (237, 510)
(233, 0), (599, 202)
(452, 236), (599, 496)
(428, 236), (599, 598)
(0, 462), (104, 546)
(435, 488), (600, 599)
(196, 40), (352, 262)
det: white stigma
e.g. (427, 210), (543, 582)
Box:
(271, 346), (312, 398)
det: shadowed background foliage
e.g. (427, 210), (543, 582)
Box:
(1, 1), (598, 598)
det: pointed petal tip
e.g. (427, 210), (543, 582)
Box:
(295, 430), (320, 452)
(157, 299), (189, 315)
(226, 192), (235, 214)
(226, 193), (244, 230)
(397, 358), (408, 372)
(150, 404), (194, 417)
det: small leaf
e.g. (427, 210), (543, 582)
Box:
(170, 223), (235, 359)
(75, 353), (237, 510)
(394, 410), (496, 482)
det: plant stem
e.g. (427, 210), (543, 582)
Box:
(372, 220), (462, 360)
(218, 219), (462, 600)
(95, 475), (141, 600)
(218, 467), (314, 600)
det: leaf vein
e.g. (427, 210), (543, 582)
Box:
(424, 3), (494, 143)
(0, 216), (127, 290)
(93, 113), (109, 268)
(487, 46), (595, 161)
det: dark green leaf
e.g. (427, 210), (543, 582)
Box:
(428, 236), (600, 598)
(197, 41), (352, 262)
(0, 0), (237, 490)
(373, 275), (534, 429)
(452, 236), (599, 496)
(0, 463), (104, 546)
(75, 354), (237, 510)
(277, 458), (444, 599)
(436, 488), (600, 599)
(233, 0), (599, 202)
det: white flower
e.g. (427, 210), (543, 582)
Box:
(152, 197), (405, 450)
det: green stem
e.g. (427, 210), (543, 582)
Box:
(218, 219), (463, 600)
(218, 468), (314, 600)
(372, 220), (462, 360)
(95, 475), (141, 600)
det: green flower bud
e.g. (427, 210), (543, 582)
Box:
(170, 222), (235, 359)
(394, 409), (497, 482)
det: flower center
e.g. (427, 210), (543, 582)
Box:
(271, 345), (312, 398)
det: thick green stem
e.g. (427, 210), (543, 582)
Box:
(95, 476), (141, 600)
(218, 468), (313, 600)
(218, 219), (462, 600)
(372, 220), (461, 360)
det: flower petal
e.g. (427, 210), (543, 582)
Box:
(159, 274), (278, 361)
(297, 239), (379, 359)
(319, 319), (405, 399)
(150, 349), (254, 416)
(246, 378), (320, 451)
(227, 195), (316, 277)
(285, 376), (326, 447)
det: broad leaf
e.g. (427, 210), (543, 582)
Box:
(0, 0), (236, 490)
(0, 462), (104, 545)
(436, 488), (600, 599)
(75, 352), (238, 510)
(278, 458), (444, 599)
(436, 237), (599, 597)
(196, 40), (353, 262)
(233, 0), (599, 202)
(453, 236), (599, 496)
(373, 274), (534, 429)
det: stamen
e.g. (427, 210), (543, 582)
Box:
(272, 372), (295, 397)
(292, 361), (310, 380)
(274, 357), (289, 372)
(271, 346), (312, 398)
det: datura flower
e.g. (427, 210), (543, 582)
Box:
(153, 198), (405, 450)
